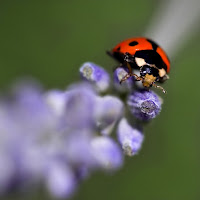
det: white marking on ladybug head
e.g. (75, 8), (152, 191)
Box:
(135, 57), (146, 67)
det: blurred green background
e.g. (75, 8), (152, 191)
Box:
(0, 0), (200, 200)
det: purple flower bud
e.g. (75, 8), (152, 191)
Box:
(12, 83), (49, 123)
(45, 161), (76, 198)
(63, 83), (96, 130)
(94, 95), (124, 135)
(19, 144), (45, 178)
(80, 62), (110, 92)
(127, 90), (162, 121)
(65, 131), (96, 168)
(113, 67), (135, 92)
(2, 84), (58, 146)
(117, 118), (144, 156)
(91, 136), (123, 170)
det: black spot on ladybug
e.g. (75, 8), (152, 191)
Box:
(147, 39), (158, 50)
(117, 47), (121, 51)
(129, 41), (138, 46)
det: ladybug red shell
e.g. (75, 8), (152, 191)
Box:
(107, 37), (170, 93)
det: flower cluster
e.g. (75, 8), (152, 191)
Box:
(0, 62), (163, 199)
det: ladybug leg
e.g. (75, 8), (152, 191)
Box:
(131, 74), (143, 81)
(119, 73), (131, 84)
(126, 62), (132, 72)
(127, 62), (143, 81)
(159, 74), (170, 83)
(152, 83), (167, 94)
(120, 62), (143, 84)
(120, 73), (143, 84)
(165, 74), (170, 79)
(119, 62), (132, 83)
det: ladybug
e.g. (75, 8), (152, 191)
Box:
(107, 37), (170, 93)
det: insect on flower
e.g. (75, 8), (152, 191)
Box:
(107, 37), (170, 93)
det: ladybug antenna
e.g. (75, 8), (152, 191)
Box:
(152, 83), (167, 94)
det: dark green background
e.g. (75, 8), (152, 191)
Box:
(0, 1), (200, 200)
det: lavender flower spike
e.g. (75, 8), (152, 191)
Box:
(117, 118), (144, 156)
(80, 62), (110, 92)
(127, 90), (162, 121)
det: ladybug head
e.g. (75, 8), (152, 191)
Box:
(139, 65), (166, 93)
(140, 65), (159, 78)
(139, 65), (158, 87)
